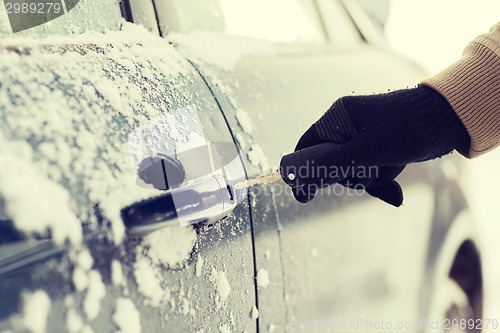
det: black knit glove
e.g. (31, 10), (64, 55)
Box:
(292, 85), (470, 206)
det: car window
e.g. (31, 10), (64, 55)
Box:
(162, 0), (325, 44)
(0, 1), (122, 37)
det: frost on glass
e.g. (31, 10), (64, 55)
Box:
(0, 0), (121, 36)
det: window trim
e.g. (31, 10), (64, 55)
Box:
(119, 0), (161, 36)
(339, 0), (387, 47)
(314, 0), (365, 46)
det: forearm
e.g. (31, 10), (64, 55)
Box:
(421, 22), (500, 158)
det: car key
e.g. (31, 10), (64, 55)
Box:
(279, 142), (341, 188)
(235, 143), (341, 189)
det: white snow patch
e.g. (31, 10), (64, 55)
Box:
(247, 144), (270, 171)
(133, 257), (164, 307)
(311, 248), (319, 258)
(72, 248), (94, 291)
(256, 268), (270, 289)
(65, 309), (84, 333)
(216, 271), (231, 304)
(72, 267), (89, 292)
(83, 270), (106, 321)
(250, 305), (259, 319)
(76, 249), (94, 271)
(142, 227), (197, 268)
(111, 260), (124, 287)
(195, 254), (204, 278)
(20, 290), (51, 333)
(167, 32), (276, 71)
(210, 268), (231, 307)
(113, 298), (141, 333)
(268, 323), (276, 332)
(133, 228), (197, 309)
(235, 109), (254, 134)
(0, 141), (82, 245)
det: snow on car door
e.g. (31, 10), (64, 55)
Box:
(0, 22), (257, 333)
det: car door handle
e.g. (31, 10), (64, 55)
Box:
(123, 170), (236, 235)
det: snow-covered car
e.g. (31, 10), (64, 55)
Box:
(0, 0), (482, 332)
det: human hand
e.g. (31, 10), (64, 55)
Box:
(288, 85), (470, 206)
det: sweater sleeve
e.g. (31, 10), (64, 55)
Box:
(421, 22), (500, 158)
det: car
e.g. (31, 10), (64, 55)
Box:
(0, 0), (483, 332)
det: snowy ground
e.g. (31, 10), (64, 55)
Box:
(386, 2), (500, 330)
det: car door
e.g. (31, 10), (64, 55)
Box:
(155, 0), (443, 331)
(0, 3), (258, 333)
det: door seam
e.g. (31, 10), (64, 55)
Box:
(184, 59), (261, 333)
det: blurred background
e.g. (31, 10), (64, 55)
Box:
(360, 1), (500, 328)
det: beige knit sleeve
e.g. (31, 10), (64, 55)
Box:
(422, 22), (500, 158)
